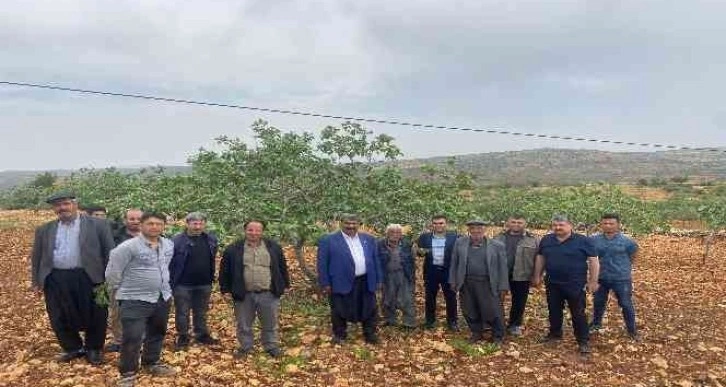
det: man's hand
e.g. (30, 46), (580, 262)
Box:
(321, 286), (332, 296)
(499, 291), (508, 302)
(30, 285), (43, 295)
(530, 276), (542, 288)
(587, 281), (600, 293)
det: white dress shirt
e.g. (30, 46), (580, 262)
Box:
(342, 232), (367, 276)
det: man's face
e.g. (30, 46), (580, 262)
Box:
(600, 218), (620, 234)
(507, 218), (526, 233)
(52, 199), (78, 222)
(245, 222), (264, 243)
(141, 217), (165, 239)
(469, 225), (485, 241)
(187, 219), (206, 235)
(387, 228), (402, 243)
(431, 218), (447, 234)
(552, 221), (572, 237)
(90, 211), (107, 219)
(125, 210), (143, 232)
(342, 220), (360, 235)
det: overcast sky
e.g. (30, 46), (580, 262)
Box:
(1, 0), (725, 171)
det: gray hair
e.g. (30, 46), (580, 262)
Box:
(385, 224), (403, 233)
(551, 214), (571, 223)
(185, 211), (207, 222)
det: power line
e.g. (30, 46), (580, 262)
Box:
(1, 80), (724, 153)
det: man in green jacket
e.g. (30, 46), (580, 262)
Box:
(493, 215), (540, 337)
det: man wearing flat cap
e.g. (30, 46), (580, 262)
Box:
(29, 191), (115, 365)
(449, 219), (509, 345)
(169, 212), (220, 350)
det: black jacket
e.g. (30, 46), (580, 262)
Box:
(219, 238), (290, 300)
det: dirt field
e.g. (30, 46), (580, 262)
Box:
(0, 210), (724, 386)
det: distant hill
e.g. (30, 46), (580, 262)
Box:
(394, 148), (726, 186)
(1, 148), (724, 189)
(0, 166), (191, 190)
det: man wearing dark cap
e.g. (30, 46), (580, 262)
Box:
(29, 192), (115, 365)
(532, 215), (600, 355)
(317, 214), (383, 344)
(170, 212), (220, 350)
(449, 220), (509, 345)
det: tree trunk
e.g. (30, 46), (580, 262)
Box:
(703, 230), (715, 265)
(294, 239), (318, 284)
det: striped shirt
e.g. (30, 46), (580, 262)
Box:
(106, 235), (174, 303)
(53, 216), (81, 269)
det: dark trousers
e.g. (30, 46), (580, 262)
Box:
(173, 284), (212, 339)
(118, 297), (170, 375)
(546, 281), (589, 344)
(507, 279), (531, 327)
(424, 266), (458, 325)
(460, 278), (504, 338)
(44, 269), (108, 352)
(330, 276), (377, 339)
(592, 279), (637, 334)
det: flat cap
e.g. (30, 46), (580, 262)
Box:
(465, 219), (488, 226)
(46, 191), (76, 204)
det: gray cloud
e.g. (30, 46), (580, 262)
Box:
(1, 0), (725, 170)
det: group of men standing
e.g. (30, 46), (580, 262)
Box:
(30, 191), (640, 386)
(316, 212), (640, 356)
(30, 192), (289, 387)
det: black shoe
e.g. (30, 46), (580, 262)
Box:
(492, 337), (504, 346)
(578, 343), (592, 354)
(106, 343), (121, 353)
(86, 350), (103, 365)
(233, 347), (252, 359)
(467, 333), (483, 344)
(331, 335), (346, 345)
(423, 322), (435, 330)
(196, 335), (220, 346)
(364, 334), (380, 345)
(56, 350), (85, 362)
(538, 334), (562, 344)
(266, 348), (283, 358)
(628, 332), (641, 343)
(447, 323), (460, 332)
(174, 335), (190, 351)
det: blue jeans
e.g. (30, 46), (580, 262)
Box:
(592, 279), (637, 334)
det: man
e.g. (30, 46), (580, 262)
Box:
(84, 205), (108, 219)
(107, 208), (143, 353)
(377, 224), (416, 329)
(170, 212), (220, 350)
(317, 214), (383, 344)
(449, 220), (509, 345)
(219, 220), (290, 358)
(416, 214), (459, 331)
(106, 212), (176, 387)
(590, 213), (640, 340)
(493, 215), (539, 336)
(113, 209), (143, 245)
(532, 215), (600, 355)
(29, 191), (115, 365)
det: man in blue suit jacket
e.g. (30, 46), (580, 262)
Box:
(317, 214), (383, 344)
